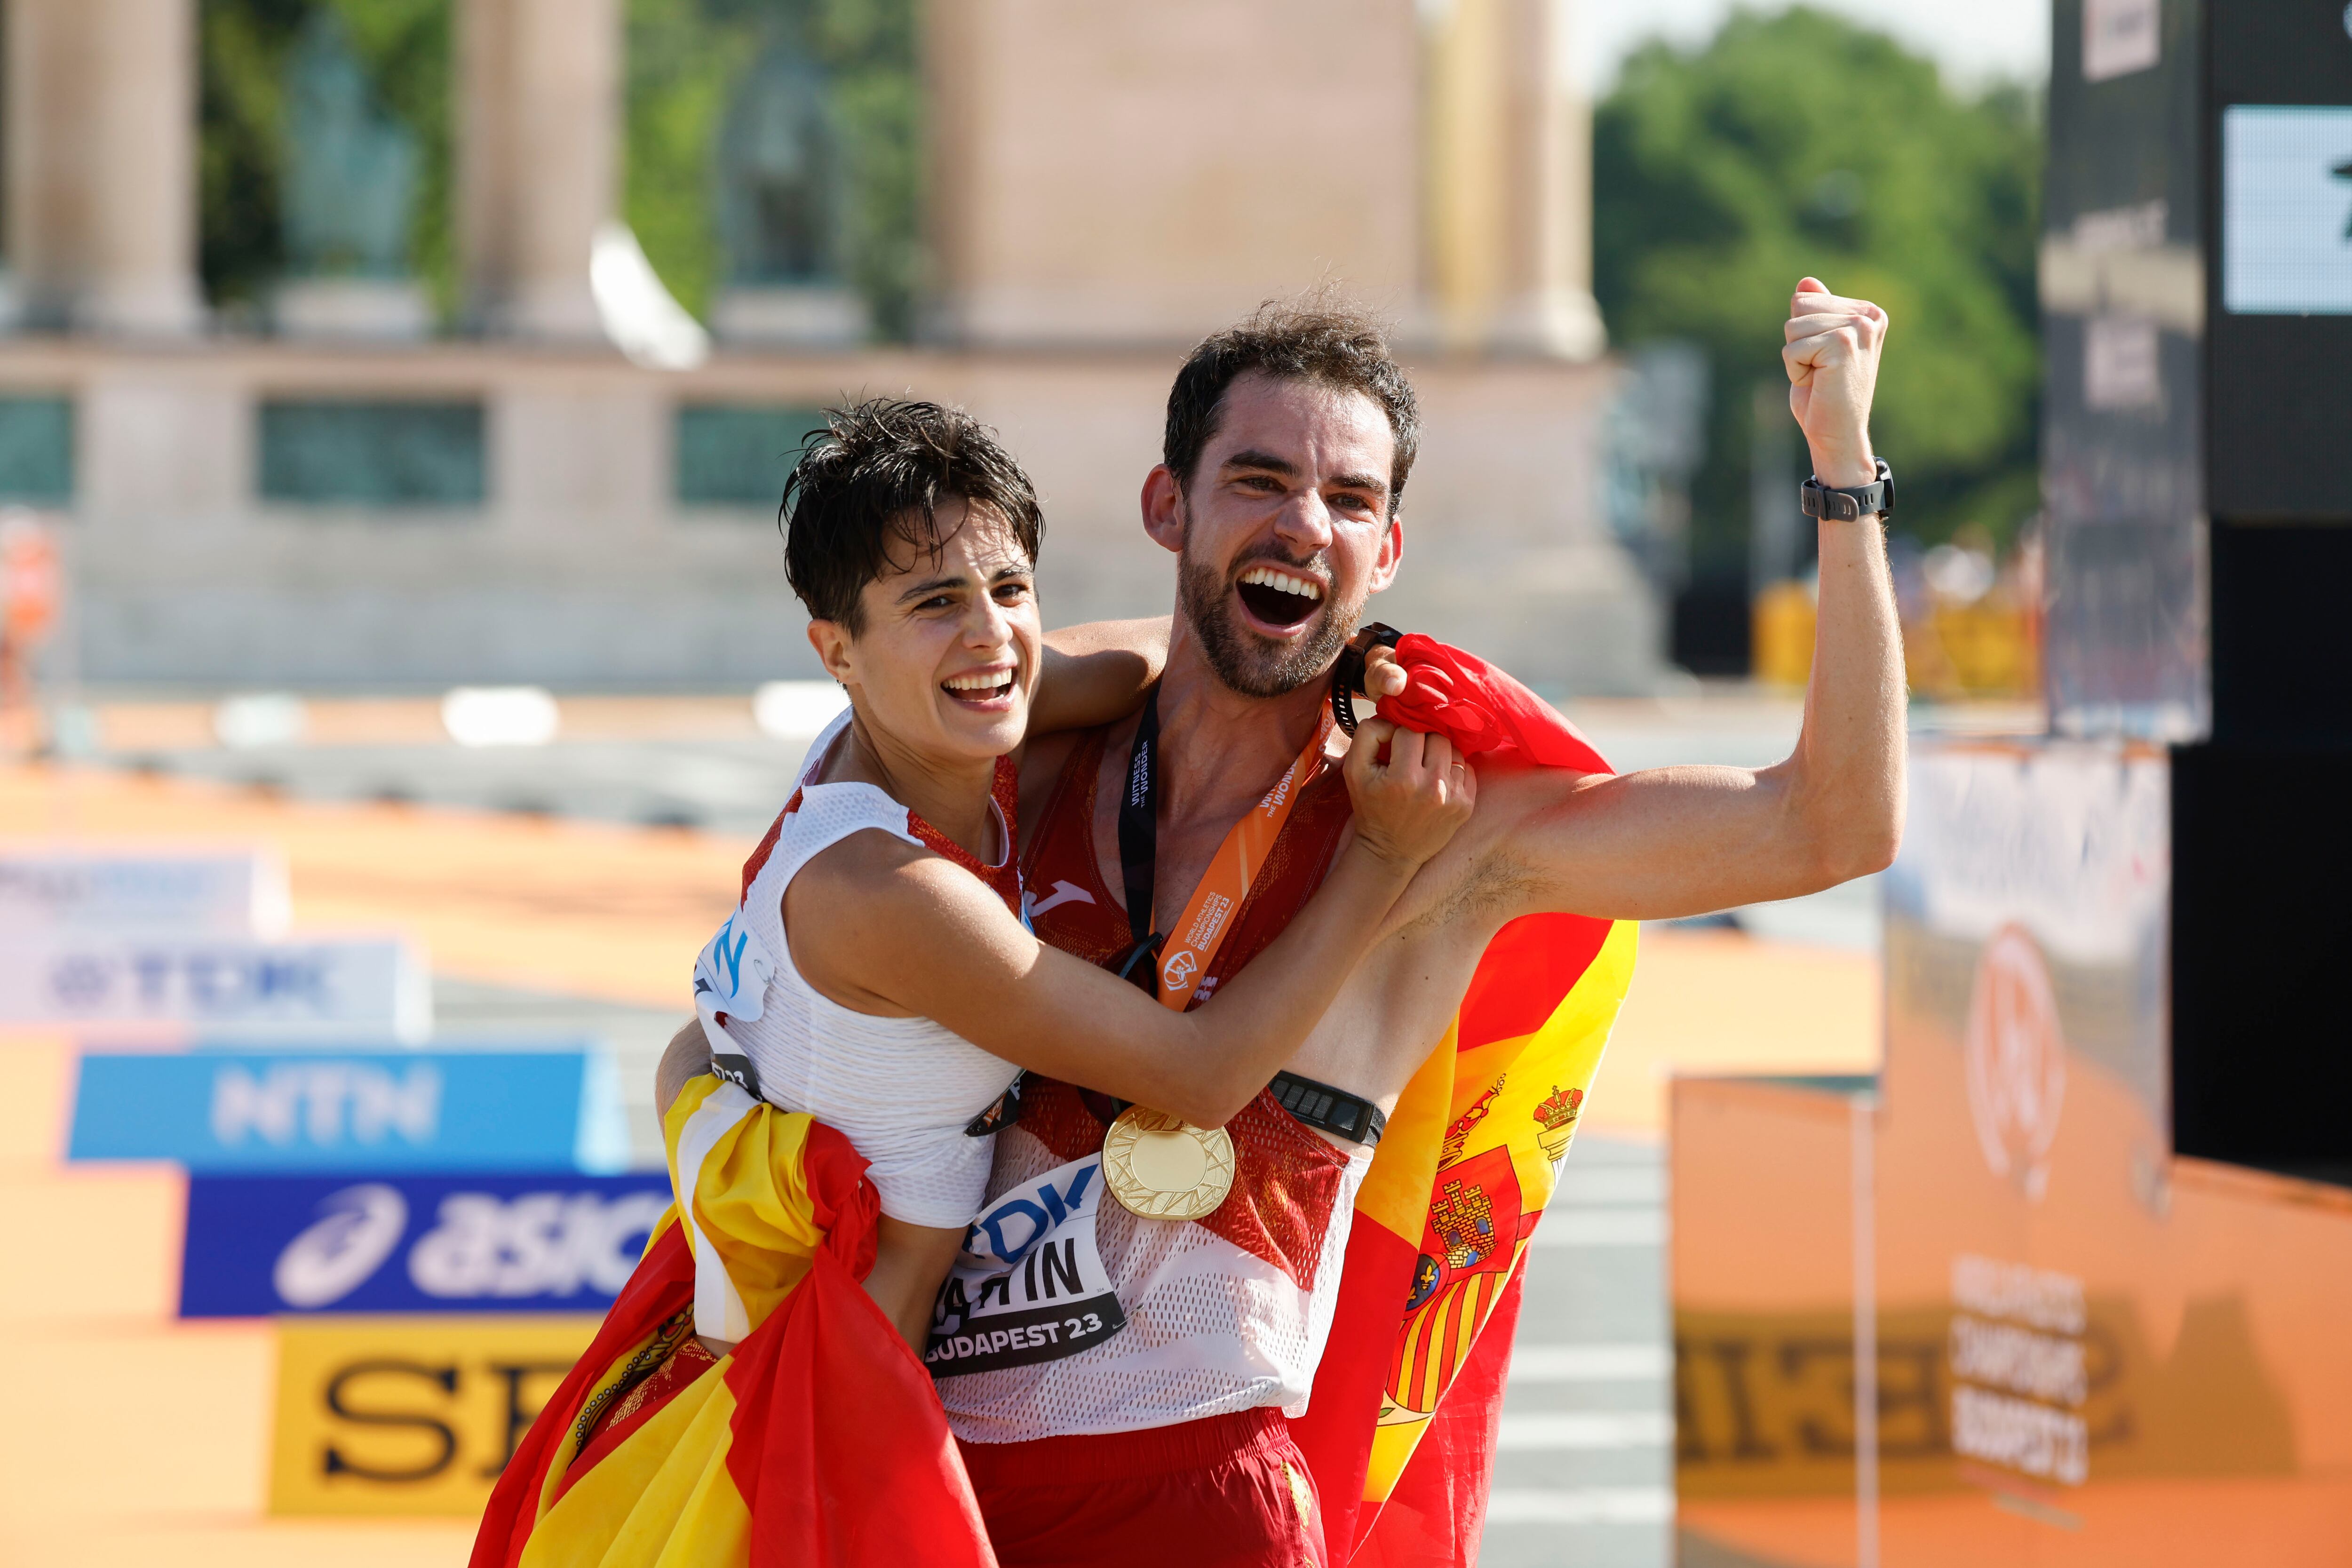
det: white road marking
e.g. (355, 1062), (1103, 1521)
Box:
(1507, 1343), (1670, 1382)
(1495, 1411), (1675, 1449)
(1485, 1487), (1676, 1524)
(1531, 1209), (1666, 1247)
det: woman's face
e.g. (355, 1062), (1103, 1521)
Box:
(811, 498), (1041, 767)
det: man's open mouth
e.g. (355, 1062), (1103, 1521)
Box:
(1233, 566), (1326, 630)
(942, 668), (1017, 704)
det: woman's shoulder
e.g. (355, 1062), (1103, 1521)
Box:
(789, 820), (992, 922)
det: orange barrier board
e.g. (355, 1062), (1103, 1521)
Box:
(1673, 739), (2352, 1566)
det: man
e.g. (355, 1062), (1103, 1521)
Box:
(667, 278), (1898, 1564)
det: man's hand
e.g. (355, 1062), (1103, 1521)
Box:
(1784, 278), (1887, 490)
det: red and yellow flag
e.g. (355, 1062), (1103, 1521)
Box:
(1291, 637), (1638, 1564)
(471, 1077), (996, 1568)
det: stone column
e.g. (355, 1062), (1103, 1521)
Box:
(1489, 0), (1605, 360)
(1420, 0), (1507, 352)
(457, 0), (620, 339)
(5, 0), (206, 335)
(1420, 0), (1603, 360)
(925, 0), (1419, 348)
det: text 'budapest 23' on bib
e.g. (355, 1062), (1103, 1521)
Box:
(925, 1154), (1126, 1376)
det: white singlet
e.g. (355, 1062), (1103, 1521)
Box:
(931, 1095), (1374, 1442)
(690, 711), (1023, 1229)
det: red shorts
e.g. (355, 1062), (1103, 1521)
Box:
(957, 1407), (1326, 1568)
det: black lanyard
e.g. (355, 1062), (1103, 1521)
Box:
(1113, 686), (1166, 995)
(1089, 676), (1389, 1147)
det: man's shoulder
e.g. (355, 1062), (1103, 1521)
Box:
(1015, 727), (1093, 826)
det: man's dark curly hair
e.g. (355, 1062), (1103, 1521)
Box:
(779, 398), (1043, 632)
(1162, 297), (1420, 516)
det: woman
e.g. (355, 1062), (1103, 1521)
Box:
(476, 399), (1470, 1568)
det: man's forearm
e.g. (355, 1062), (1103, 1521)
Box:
(1786, 505), (1905, 880)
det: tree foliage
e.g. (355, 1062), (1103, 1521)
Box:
(1594, 7), (2042, 569)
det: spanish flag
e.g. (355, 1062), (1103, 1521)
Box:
(470, 1076), (997, 1568)
(1291, 636), (1637, 1565)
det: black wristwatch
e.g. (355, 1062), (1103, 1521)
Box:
(1800, 459), (1894, 522)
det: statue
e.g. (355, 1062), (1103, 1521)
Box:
(718, 36), (840, 287)
(281, 8), (418, 279)
(710, 31), (865, 344)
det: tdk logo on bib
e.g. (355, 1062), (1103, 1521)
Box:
(178, 1171), (671, 1317)
(926, 1154), (1126, 1378)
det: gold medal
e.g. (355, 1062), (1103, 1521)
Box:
(1103, 1106), (1236, 1220)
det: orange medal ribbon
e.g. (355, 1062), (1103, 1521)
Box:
(1123, 691), (1334, 1011)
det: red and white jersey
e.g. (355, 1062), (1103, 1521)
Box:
(931, 724), (1371, 1442)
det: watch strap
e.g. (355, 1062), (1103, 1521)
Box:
(1269, 1070), (1387, 1146)
(1328, 622), (1404, 738)
(1800, 459), (1894, 522)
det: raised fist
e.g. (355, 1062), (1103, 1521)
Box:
(1782, 277), (1887, 491)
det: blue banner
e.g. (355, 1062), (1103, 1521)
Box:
(180, 1171), (672, 1316)
(68, 1048), (630, 1171)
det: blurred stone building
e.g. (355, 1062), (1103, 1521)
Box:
(0, 0), (1656, 693)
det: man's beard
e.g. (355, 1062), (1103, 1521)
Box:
(1176, 544), (1359, 700)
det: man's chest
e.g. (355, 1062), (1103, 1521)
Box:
(1065, 731), (1319, 934)
(1057, 732), (1502, 1105)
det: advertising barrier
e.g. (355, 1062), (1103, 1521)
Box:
(1674, 739), (2352, 1563)
(181, 1171), (670, 1317)
(67, 1047), (631, 1172)
(269, 1315), (601, 1516)
(0, 848), (288, 936)
(0, 935), (429, 1037)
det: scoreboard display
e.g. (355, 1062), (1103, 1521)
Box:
(2041, 0), (2207, 741)
(2219, 105), (2352, 318)
(2207, 4), (2352, 518)
(2043, 0), (2352, 745)
(2045, 1), (2352, 1174)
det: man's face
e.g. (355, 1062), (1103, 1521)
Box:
(1160, 373), (1402, 699)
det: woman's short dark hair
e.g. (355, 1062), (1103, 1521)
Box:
(1162, 297), (1420, 515)
(780, 398), (1044, 632)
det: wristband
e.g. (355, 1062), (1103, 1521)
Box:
(1800, 459), (1895, 522)
(1269, 1070), (1387, 1146)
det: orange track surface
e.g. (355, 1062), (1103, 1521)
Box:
(0, 762), (1875, 1558)
(1588, 929), (1878, 1136)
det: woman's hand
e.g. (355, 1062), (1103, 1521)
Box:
(1362, 642), (1409, 700)
(1341, 714), (1476, 873)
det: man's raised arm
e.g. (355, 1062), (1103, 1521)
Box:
(1484, 278), (1904, 921)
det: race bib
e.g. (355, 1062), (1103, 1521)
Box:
(926, 1154), (1126, 1378)
(693, 909), (778, 1097)
(693, 909), (776, 1027)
